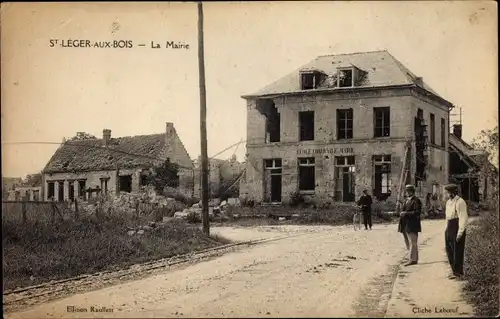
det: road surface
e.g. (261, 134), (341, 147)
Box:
(5, 220), (470, 318)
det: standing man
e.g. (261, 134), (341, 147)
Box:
(398, 184), (422, 266)
(357, 189), (373, 230)
(444, 184), (468, 280)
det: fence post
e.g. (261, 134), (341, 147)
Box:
(75, 199), (79, 220)
(22, 201), (27, 224)
(51, 203), (56, 224)
(135, 201), (140, 219)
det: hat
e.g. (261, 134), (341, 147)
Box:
(405, 184), (415, 190)
(444, 184), (458, 191)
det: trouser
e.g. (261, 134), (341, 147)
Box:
(445, 218), (466, 276)
(362, 209), (372, 229)
(403, 232), (419, 262)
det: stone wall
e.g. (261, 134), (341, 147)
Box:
(241, 87), (450, 205)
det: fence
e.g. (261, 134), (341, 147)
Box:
(2, 199), (169, 225)
(2, 201), (74, 224)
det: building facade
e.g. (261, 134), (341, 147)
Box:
(193, 155), (245, 199)
(42, 123), (194, 201)
(240, 51), (453, 205)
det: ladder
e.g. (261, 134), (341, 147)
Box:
(395, 140), (412, 214)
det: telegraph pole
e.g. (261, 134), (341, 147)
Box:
(197, 1), (210, 235)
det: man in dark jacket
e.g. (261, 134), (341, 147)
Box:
(357, 189), (373, 230)
(398, 184), (422, 266)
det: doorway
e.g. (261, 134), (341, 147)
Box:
(119, 175), (132, 193)
(264, 159), (282, 203)
(334, 156), (356, 202)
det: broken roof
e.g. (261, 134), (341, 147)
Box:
(242, 50), (448, 103)
(43, 134), (168, 174)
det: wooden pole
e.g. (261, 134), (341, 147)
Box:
(198, 1), (210, 235)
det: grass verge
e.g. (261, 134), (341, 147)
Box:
(463, 209), (499, 317)
(2, 216), (231, 291)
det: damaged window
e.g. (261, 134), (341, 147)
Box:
(430, 113), (436, 144)
(266, 107), (280, 143)
(119, 175), (132, 193)
(298, 157), (315, 192)
(337, 109), (353, 139)
(299, 111), (314, 141)
(78, 180), (86, 198)
(47, 181), (55, 200)
(300, 72), (321, 90)
(441, 118), (446, 147)
(338, 69), (354, 87)
(374, 155), (392, 200)
(374, 107), (391, 138)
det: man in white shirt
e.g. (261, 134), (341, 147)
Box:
(444, 184), (469, 280)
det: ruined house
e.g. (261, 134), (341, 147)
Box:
(240, 50), (453, 205)
(42, 123), (194, 201)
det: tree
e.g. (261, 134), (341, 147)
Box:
(471, 126), (498, 167)
(69, 132), (97, 141)
(23, 173), (42, 186)
(471, 126), (499, 208)
(143, 160), (180, 194)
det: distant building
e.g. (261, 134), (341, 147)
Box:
(6, 173), (43, 201)
(193, 155), (244, 199)
(448, 124), (497, 202)
(240, 50), (452, 205)
(42, 123), (194, 201)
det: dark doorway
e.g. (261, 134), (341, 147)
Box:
(334, 156), (356, 202)
(69, 182), (75, 201)
(119, 175), (132, 193)
(271, 174), (282, 202)
(58, 181), (64, 202)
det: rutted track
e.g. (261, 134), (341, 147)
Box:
(3, 232), (308, 313)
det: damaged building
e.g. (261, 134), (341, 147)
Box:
(240, 50), (454, 205)
(193, 155), (245, 199)
(448, 124), (497, 203)
(42, 123), (194, 201)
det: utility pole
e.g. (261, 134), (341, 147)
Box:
(197, 1), (210, 235)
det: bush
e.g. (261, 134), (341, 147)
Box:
(2, 215), (227, 290)
(289, 191), (305, 207)
(463, 210), (499, 317)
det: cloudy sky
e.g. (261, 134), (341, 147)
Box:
(1, 1), (497, 177)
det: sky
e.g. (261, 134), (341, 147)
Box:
(1, 1), (498, 178)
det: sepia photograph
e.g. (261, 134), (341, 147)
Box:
(1, 1), (498, 318)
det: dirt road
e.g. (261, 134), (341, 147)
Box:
(5, 220), (451, 318)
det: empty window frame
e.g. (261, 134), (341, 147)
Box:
(300, 72), (320, 90)
(47, 181), (55, 200)
(430, 113), (436, 144)
(374, 107), (391, 138)
(440, 118), (446, 147)
(298, 157), (315, 191)
(338, 69), (354, 87)
(78, 180), (87, 198)
(299, 111), (315, 141)
(373, 155), (392, 200)
(337, 109), (353, 139)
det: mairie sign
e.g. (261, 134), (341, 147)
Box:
(297, 147), (354, 155)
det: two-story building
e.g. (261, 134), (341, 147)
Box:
(240, 50), (453, 205)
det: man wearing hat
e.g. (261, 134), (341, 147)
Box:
(398, 184), (422, 266)
(444, 183), (468, 280)
(357, 189), (373, 230)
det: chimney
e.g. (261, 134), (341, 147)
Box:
(166, 122), (174, 135)
(452, 124), (462, 139)
(103, 129), (111, 146)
